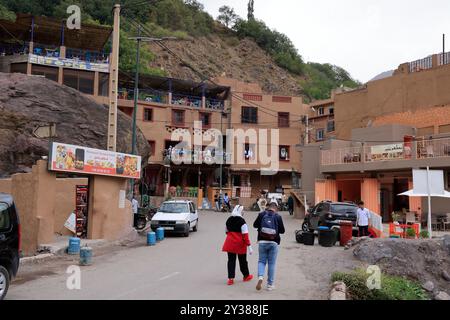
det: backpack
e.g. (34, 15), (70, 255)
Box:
(259, 211), (279, 241)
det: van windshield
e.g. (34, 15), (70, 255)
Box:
(0, 202), (10, 230)
(331, 204), (357, 214)
(159, 203), (189, 214)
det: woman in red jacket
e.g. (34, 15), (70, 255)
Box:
(222, 205), (254, 285)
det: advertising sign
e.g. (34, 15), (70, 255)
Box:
(49, 142), (141, 179)
(370, 143), (404, 161)
(29, 54), (110, 73)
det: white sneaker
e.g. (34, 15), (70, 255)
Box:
(256, 277), (264, 291)
(266, 284), (275, 291)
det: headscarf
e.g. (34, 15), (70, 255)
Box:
(231, 205), (244, 217)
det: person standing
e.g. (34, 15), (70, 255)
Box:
(356, 201), (371, 237)
(222, 205), (254, 285)
(131, 195), (139, 227)
(287, 195), (294, 216)
(214, 191), (220, 211)
(253, 200), (285, 291)
(223, 193), (231, 212)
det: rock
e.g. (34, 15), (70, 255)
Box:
(442, 270), (450, 281)
(330, 281), (346, 300)
(435, 291), (450, 300)
(0, 73), (150, 177)
(443, 235), (450, 253)
(422, 281), (435, 292)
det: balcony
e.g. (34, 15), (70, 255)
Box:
(320, 137), (450, 172)
(163, 148), (231, 165)
(118, 88), (168, 104)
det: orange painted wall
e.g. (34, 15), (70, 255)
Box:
(337, 180), (361, 203)
(361, 178), (380, 214)
(408, 180), (422, 217)
(315, 180), (338, 204)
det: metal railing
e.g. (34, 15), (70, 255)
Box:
(172, 93), (202, 108)
(0, 42), (29, 56)
(163, 148), (231, 164)
(417, 137), (450, 159)
(438, 52), (450, 66)
(409, 56), (433, 73)
(118, 88), (168, 104)
(321, 147), (363, 166)
(66, 47), (109, 64)
(206, 98), (224, 110)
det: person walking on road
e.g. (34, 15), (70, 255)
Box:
(356, 201), (371, 237)
(287, 195), (294, 216)
(222, 205), (254, 286)
(132, 195), (139, 227)
(253, 200), (285, 291)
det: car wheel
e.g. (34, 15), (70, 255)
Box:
(184, 224), (190, 237)
(302, 221), (310, 232)
(193, 221), (198, 232)
(0, 265), (10, 301)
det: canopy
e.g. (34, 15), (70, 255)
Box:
(398, 190), (450, 198)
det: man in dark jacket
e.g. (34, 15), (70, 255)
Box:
(253, 200), (285, 291)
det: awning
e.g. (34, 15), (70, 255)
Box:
(398, 190), (450, 198)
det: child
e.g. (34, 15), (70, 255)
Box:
(222, 205), (254, 285)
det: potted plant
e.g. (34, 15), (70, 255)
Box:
(391, 212), (401, 223)
(420, 230), (430, 239)
(406, 228), (416, 239)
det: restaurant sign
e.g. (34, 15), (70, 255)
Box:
(29, 54), (109, 73)
(48, 142), (141, 179)
(370, 143), (404, 161)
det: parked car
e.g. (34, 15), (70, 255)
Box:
(0, 193), (20, 300)
(151, 200), (198, 237)
(302, 200), (359, 235)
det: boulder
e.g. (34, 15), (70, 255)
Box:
(435, 291), (450, 301)
(0, 73), (150, 177)
(422, 281), (435, 292)
(442, 270), (450, 282)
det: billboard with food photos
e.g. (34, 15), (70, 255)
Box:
(48, 142), (141, 179)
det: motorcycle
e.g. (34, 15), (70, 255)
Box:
(134, 205), (158, 231)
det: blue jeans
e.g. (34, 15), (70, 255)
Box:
(258, 242), (279, 285)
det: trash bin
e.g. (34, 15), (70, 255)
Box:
(318, 227), (336, 247)
(340, 221), (353, 246)
(79, 246), (92, 266)
(68, 237), (81, 255)
(303, 231), (315, 246)
(295, 230), (304, 244)
(156, 227), (165, 241)
(147, 231), (156, 246)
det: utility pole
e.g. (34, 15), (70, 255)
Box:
(107, 4), (121, 152)
(443, 34), (446, 64)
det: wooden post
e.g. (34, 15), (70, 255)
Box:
(107, 4), (121, 151)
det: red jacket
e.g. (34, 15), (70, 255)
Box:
(222, 216), (251, 255)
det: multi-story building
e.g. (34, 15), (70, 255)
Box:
(298, 52), (450, 222)
(0, 14), (111, 104)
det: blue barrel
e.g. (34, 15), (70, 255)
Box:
(79, 247), (93, 266)
(147, 232), (156, 246)
(68, 237), (81, 255)
(156, 227), (165, 241)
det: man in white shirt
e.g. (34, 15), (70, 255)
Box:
(132, 196), (139, 215)
(356, 201), (371, 237)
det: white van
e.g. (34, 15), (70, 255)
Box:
(151, 200), (199, 237)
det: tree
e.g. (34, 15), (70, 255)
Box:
(247, 0), (255, 20)
(217, 5), (238, 28)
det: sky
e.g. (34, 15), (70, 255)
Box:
(201, 0), (450, 83)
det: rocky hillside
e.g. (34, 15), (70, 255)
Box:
(0, 73), (150, 177)
(148, 34), (304, 96)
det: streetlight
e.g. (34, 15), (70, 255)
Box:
(128, 25), (177, 200)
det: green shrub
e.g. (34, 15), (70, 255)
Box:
(420, 231), (430, 239)
(406, 228), (416, 238)
(332, 269), (429, 300)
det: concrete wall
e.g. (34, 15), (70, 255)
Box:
(352, 124), (415, 143)
(335, 62), (450, 139)
(0, 178), (12, 194)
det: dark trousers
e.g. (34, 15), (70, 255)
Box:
(359, 226), (369, 237)
(227, 253), (249, 279)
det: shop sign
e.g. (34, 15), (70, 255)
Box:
(29, 54), (109, 73)
(370, 143), (404, 161)
(48, 142), (141, 179)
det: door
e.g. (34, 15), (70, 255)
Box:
(189, 202), (198, 227)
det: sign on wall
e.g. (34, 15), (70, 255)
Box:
(29, 54), (109, 73)
(48, 142), (141, 179)
(370, 143), (404, 161)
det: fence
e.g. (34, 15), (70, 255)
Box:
(416, 137), (450, 159)
(172, 93), (202, 108)
(409, 56), (433, 73)
(438, 52), (450, 66)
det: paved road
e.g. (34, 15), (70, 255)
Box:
(7, 211), (360, 300)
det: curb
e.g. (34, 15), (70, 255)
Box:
(20, 253), (55, 265)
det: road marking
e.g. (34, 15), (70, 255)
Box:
(158, 272), (180, 281)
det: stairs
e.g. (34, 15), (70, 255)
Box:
(290, 189), (313, 219)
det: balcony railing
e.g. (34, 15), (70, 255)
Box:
(172, 93), (202, 108)
(163, 148), (231, 164)
(66, 47), (109, 64)
(0, 42), (29, 56)
(438, 52), (450, 66)
(321, 138), (450, 166)
(206, 98), (225, 110)
(409, 56), (433, 73)
(118, 88), (168, 104)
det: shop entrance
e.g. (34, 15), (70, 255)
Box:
(337, 180), (361, 203)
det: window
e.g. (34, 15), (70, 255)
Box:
(279, 146), (290, 161)
(327, 120), (335, 132)
(278, 112), (290, 128)
(63, 69), (94, 94)
(200, 113), (211, 127)
(119, 107), (133, 117)
(98, 72), (109, 97)
(244, 143), (256, 160)
(318, 107), (325, 115)
(243, 94), (262, 101)
(143, 108), (153, 122)
(31, 65), (59, 82)
(0, 203), (10, 231)
(241, 107), (258, 124)
(148, 141), (155, 156)
(172, 110), (185, 126)
(329, 107), (334, 115)
(316, 129), (325, 141)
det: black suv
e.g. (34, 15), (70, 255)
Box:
(0, 193), (20, 300)
(302, 200), (358, 233)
